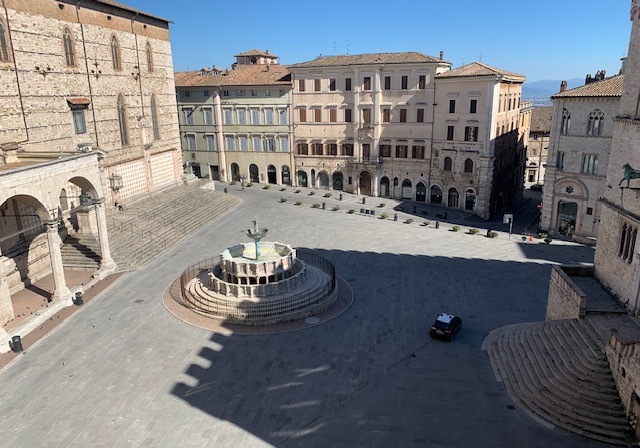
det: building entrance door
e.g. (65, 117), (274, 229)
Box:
(557, 201), (578, 236)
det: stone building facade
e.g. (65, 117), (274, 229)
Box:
(0, 0), (182, 350)
(174, 50), (294, 184)
(540, 75), (622, 240)
(524, 106), (552, 188)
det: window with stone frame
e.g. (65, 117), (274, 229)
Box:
(345, 78), (352, 91)
(299, 108), (307, 123)
(329, 79), (336, 91)
(464, 126), (479, 142)
(395, 144), (408, 158)
(145, 41), (153, 72)
(417, 108), (424, 123)
(382, 108), (391, 123)
(186, 134), (196, 150)
(384, 76), (391, 90)
(587, 109), (604, 136)
(313, 143), (324, 155)
(363, 76), (371, 91)
(297, 143), (309, 155)
(619, 222), (637, 263)
(399, 109), (407, 123)
(63, 27), (75, 67)
(111, 35), (122, 70)
(581, 153), (598, 174)
(449, 99), (456, 113)
(469, 99), (477, 114)
(117, 94), (129, 145)
(314, 108), (322, 123)
(379, 144), (391, 157)
(443, 156), (453, 171)
(447, 125), (454, 141)
(418, 75), (426, 89)
(561, 109), (571, 135)
(401, 75), (408, 90)
(0, 19), (9, 62)
(298, 79), (305, 92)
(464, 158), (474, 173)
(327, 143), (338, 155)
(412, 145), (425, 159)
(341, 143), (354, 156)
(205, 135), (216, 151)
(314, 79), (321, 92)
(329, 108), (337, 123)
(344, 108), (352, 123)
(72, 108), (86, 134)
(224, 135), (235, 151)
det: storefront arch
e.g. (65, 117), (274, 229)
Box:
(430, 185), (443, 204)
(416, 182), (427, 202)
(401, 179), (412, 200)
(332, 172), (344, 191)
(318, 171), (330, 190)
(249, 164), (259, 183)
(267, 165), (277, 184)
(359, 171), (372, 196)
(380, 176), (390, 198)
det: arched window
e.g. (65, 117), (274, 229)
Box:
(111, 35), (121, 70)
(63, 27), (75, 66)
(0, 19), (9, 62)
(444, 156), (452, 172)
(587, 109), (604, 136)
(150, 94), (160, 140)
(145, 41), (153, 72)
(464, 158), (474, 173)
(561, 109), (571, 135)
(117, 94), (129, 145)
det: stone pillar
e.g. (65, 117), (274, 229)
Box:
(75, 206), (98, 235)
(93, 198), (116, 269)
(45, 220), (72, 303)
(0, 251), (15, 325)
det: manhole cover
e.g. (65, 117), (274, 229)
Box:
(134, 299), (144, 303)
(305, 317), (320, 324)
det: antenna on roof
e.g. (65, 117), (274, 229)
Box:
(346, 43), (351, 55)
(479, 54), (482, 62)
(333, 40), (337, 55)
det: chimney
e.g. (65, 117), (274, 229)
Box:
(560, 80), (567, 92)
(439, 51), (444, 60)
(621, 57), (627, 74)
(266, 49), (269, 54)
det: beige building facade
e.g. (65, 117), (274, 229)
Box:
(0, 0), (183, 350)
(524, 106), (551, 188)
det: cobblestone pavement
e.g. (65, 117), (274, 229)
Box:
(0, 184), (606, 447)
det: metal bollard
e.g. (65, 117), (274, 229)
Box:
(224, 187), (228, 193)
(394, 213), (398, 222)
(435, 221), (440, 229)
(362, 197), (366, 204)
(360, 208), (365, 214)
(11, 335), (23, 353)
(339, 193), (343, 201)
(322, 202), (326, 210)
(74, 291), (83, 306)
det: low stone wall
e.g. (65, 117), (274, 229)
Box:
(546, 265), (592, 320)
(208, 260), (307, 298)
(606, 330), (640, 421)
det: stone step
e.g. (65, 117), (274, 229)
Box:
(61, 235), (101, 268)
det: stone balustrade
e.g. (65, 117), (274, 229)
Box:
(208, 260), (307, 298)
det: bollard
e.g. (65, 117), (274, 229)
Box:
(360, 208), (365, 214)
(322, 202), (326, 210)
(11, 335), (23, 353)
(413, 206), (417, 213)
(486, 228), (492, 237)
(339, 193), (343, 201)
(224, 187), (228, 193)
(435, 221), (440, 229)
(371, 210), (375, 217)
(444, 211), (448, 219)
(365, 209), (370, 215)
(362, 197), (366, 204)
(394, 213), (398, 222)
(74, 291), (83, 306)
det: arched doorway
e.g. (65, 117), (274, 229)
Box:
(281, 165), (291, 185)
(393, 177), (399, 198)
(401, 179), (412, 200)
(311, 169), (316, 187)
(464, 189), (476, 211)
(430, 185), (442, 204)
(318, 172), (330, 190)
(557, 201), (578, 236)
(332, 172), (344, 191)
(359, 171), (372, 196)
(249, 164), (259, 183)
(448, 188), (459, 208)
(416, 182), (427, 202)
(267, 165), (277, 184)
(380, 176), (390, 197)
(297, 170), (308, 187)
(230, 163), (240, 182)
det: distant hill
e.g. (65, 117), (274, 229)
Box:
(522, 78), (582, 106)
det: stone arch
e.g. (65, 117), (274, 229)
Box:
(416, 181), (427, 202)
(297, 170), (308, 187)
(430, 184), (443, 204)
(230, 163), (240, 182)
(281, 165), (291, 185)
(318, 171), (330, 190)
(401, 179), (412, 200)
(249, 164), (259, 183)
(359, 170), (372, 196)
(267, 165), (277, 184)
(464, 188), (476, 211)
(380, 176), (390, 198)
(448, 187), (459, 208)
(332, 171), (343, 191)
(554, 177), (588, 200)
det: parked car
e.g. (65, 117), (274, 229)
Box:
(530, 184), (543, 191)
(429, 313), (462, 341)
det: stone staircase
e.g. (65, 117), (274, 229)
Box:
(106, 184), (239, 272)
(483, 318), (632, 446)
(60, 234), (101, 270)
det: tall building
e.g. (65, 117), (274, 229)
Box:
(0, 0), (182, 341)
(432, 62), (526, 218)
(540, 74), (622, 240)
(524, 106), (552, 188)
(174, 50), (294, 184)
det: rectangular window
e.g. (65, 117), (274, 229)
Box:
(328, 143), (338, 155)
(265, 89), (271, 96)
(470, 99), (477, 114)
(418, 75), (426, 89)
(222, 90), (230, 97)
(184, 108), (194, 125)
(203, 108), (213, 125)
(236, 90), (245, 97)
(299, 109), (307, 123)
(313, 143), (323, 155)
(279, 109), (288, 124)
(363, 76), (371, 91)
(265, 109), (274, 125)
(329, 109), (337, 123)
(186, 134), (196, 150)
(382, 108), (390, 123)
(447, 125), (455, 140)
(251, 109), (261, 125)
(280, 136), (289, 152)
(362, 144), (371, 160)
(380, 144), (391, 157)
(298, 79), (305, 92)
(237, 109), (247, 125)
(239, 136), (248, 151)
(384, 76), (391, 90)
(203, 90), (210, 97)
(345, 108), (352, 122)
(222, 109), (232, 125)
(342, 143), (354, 156)
(251, 90), (257, 97)
(556, 151), (565, 170)
(263, 137), (276, 152)
(297, 143), (309, 155)
(205, 135), (216, 151)
(401, 75), (408, 90)
(329, 79), (336, 91)
(417, 108), (424, 123)
(528, 170), (535, 182)
(252, 136), (261, 152)
(581, 153), (598, 174)
(72, 109), (86, 134)
(464, 126), (479, 142)
(586, 207), (593, 215)
(412, 145), (425, 159)
(345, 78), (352, 91)
(314, 109), (322, 123)
(183, 91), (190, 98)
(362, 108), (371, 124)
(449, 99), (456, 113)
(399, 109), (407, 123)
(314, 79), (321, 91)
(395, 145), (408, 158)
(224, 136), (234, 151)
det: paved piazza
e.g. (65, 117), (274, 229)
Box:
(0, 186), (605, 448)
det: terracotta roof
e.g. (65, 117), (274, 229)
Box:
(288, 52), (446, 68)
(66, 97), (91, 106)
(530, 107), (552, 132)
(436, 62), (525, 81)
(552, 75), (623, 98)
(234, 49), (278, 58)
(175, 64), (291, 87)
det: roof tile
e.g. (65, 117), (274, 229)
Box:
(175, 65), (291, 87)
(288, 52), (446, 68)
(552, 75), (623, 98)
(436, 62), (525, 81)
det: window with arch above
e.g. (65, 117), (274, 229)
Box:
(619, 222), (637, 263)
(0, 19), (8, 62)
(63, 27), (75, 66)
(587, 109), (604, 136)
(464, 158), (474, 173)
(145, 41), (153, 72)
(117, 94), (129, 145)
(561, 109), (570, 134)
(111, 36), (121, 70)
(150, 95), (160, 140)
(443, 156), (452, 172)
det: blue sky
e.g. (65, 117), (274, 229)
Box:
(124, 0), (632, 82)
